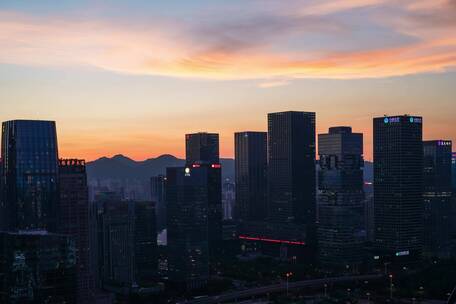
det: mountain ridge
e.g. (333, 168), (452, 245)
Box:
(86, 154), (373, 183)
(86, 154), (235, 181)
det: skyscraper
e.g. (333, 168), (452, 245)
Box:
(59, 159), (94, 304)
(373, 115), (423, 262)
(234, 132), (267, 221)
(317, 127), (365, 268)
(0, 230), (76, 304)
(150, 175), (166, 231)
(452, 152), (456, 192)
(451, 152), (456, 255)
(166, 166), (212, 290)
(185, 132), (222, 245)
(98, 200), (157, 292)
(267, 111), (316, 245)
(1, 120), (59, 231)
(423, 140), (452, 257)
(185, 132), (219, 164)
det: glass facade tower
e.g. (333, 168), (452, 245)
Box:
(373, 115), (423, 262)
(1, 120), (59, 231)
(423, 140), (452, 257)
(234, 132), (267, 221)
(267, 111), (316, 246)
(317, 127), (365, 269)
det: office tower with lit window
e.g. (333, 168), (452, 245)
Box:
(0, 230), (76, 304)
(1, 120), (59, 231)
(318, 127), (365, 268)
(452, 152), (456, 192)
(234, 132), (267, 221)
(267, 111), (316, 246)
(373, 115), (423, 262)
(166, 165), (214, 289)
(423, 140), (452, 257)
(59, 159), (94, 304)
(96, 200), (157, 292)
(185, 132), (222, 245)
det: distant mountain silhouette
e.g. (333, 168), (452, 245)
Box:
(86, 154), (235, 181)
(86, 154), (371, 185)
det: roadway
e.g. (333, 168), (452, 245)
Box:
(179, 274), (383, 304)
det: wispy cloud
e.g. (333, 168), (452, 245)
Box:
(258, 79), (291, 88)
(0, 0), (455, 80)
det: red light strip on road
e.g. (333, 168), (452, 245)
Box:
(239, 235), (305, 246)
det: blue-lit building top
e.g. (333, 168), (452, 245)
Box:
(1, 120), (59, 231)
(373, 115), (423, 260)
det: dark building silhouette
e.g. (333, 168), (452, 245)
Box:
(0, 158), (3, 229)
(0, 230), (76, 304)
(234, 132), (267, 221)
(452, 152), (456, 192)
(185, 133), (222, 245)
(373, 115), (423, 262)
(58, 159), (95, 304)
(166, 165), (222, 289)
(365, 196), (375, 242)
(267, 111), (316, 247)
(222, 179), (235, 220)
(452, 152), (456, 256)
(150, 175), (166, 231)
(185, 132), (219, 164)
(95, 200), (157, 294)
(1, 120), (59, 231)
(423, 140), (452, 257)
(317, 127), (365, 269)
(89, 191), (122, 290)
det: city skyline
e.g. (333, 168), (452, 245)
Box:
(0, 0), (455, 161)
(1, 2), (455, 303)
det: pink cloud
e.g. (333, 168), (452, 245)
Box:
(0, 1), (455, 80)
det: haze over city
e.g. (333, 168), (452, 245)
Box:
(1, 0), (455, 161)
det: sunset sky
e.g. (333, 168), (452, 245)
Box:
(0, 0), (455, 161)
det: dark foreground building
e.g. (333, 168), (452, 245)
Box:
(0, 230), (76, 304)
(267, 111), (316, 252)
(452, 152), (456, 192)
(166, 165), (223, 289)
(185, 132), (219, 165)
(373, 115), (423, 263)
(423, 140), (452, 257)
(317, 127), (365, 269)
(150, 175), (166, 231)
(234, 131), (267, 221)
(96, 200), (157, 294)
(59, 159), (95, 303)
(185, 132), (222, 246)
(1, 120), (59, 231)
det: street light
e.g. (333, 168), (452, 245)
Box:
(419, 286), (424, 300)
(285, 272), (293, 297)
(366, 292), (371, 304)
(324, 284), (327, 298)
(389, 274), (393, 300)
